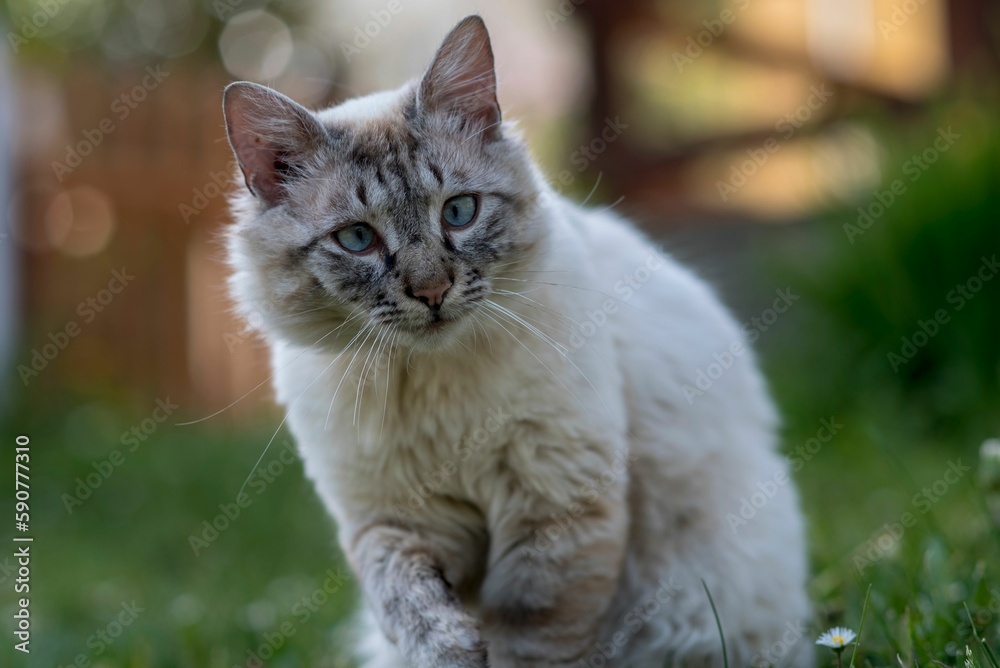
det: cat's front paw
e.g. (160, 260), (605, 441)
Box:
(434, 639), (489, 668)
(411, 610), (489, 668)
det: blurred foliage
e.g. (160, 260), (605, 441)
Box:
(743, 85), (1000, 667)
(766, 94), (1000, 440)
(0, 0), (310, 62)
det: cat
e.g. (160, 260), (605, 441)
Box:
(223, 14), (812, 668)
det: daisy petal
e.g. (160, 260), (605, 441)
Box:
(816, 626), (857, 648)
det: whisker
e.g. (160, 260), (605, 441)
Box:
(578, 171), (603, 207)
(354, 328), (382, 429)
(472, 312), (495, 358)
(469, 313), (479, 353)
(488, 255), (568, 274)
(359, 326), (394, 431)
(356, 329), (385, 439)
(489, 299), (569, 340)
(491, 289), (583, 328)
(486, 300), (618, 427)
(477, 307), (591, 416)
(494, 289), (624, 389)
(591, 194), (626, 216)
(453, 331), (476, 355)
(491, 277), (652, 315)
(177, 305), (366, 427)
(325, 323), (378, 431)
(370, 327), (393, 403)
(234, 320), (370, 498)
(486, 300), (568, 356)
(377, 328), (399, 444)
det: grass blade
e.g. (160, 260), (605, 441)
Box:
(965, 602), (1000, 668)
(850, 583), (873, 668)
(702, 579), (729, 668)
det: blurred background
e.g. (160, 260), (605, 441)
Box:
(1, 0), (998, 666)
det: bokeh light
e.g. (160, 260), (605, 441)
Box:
(218, 10), (294, 81)
(6, 0), (111, 52)
(43, 186), (116, 257)
(132, 0), (210, 59)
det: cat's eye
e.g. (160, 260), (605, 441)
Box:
(442, 194), (478, 228)
(334, 223), (377, 253)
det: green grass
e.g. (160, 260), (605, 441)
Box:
(777, 407), (998, 667)
(1, 383), (997, 667)
(1, 395), (357, 668)
(753, 98), (1000, 667)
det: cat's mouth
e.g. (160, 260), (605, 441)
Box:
(394, 309), (470, 345)
(384, 297), (482, 346)
(416, 314), (458, 334)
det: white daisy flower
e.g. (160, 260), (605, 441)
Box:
(816, 627), (857, 649)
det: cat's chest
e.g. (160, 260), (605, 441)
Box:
(277, 336), (624, 516)
(347, 367), (530, 499)
(345, 387), (624, 524)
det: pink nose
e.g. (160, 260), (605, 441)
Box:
(412, 280), (452, 307)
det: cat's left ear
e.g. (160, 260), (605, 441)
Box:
(223, 81), (327, 206)
(418, 15), (502, 140)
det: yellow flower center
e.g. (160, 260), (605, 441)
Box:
(832, 636), (844, 645)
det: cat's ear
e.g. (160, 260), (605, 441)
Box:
(418, 15), (501, 140)
(223, 82), (327, 206)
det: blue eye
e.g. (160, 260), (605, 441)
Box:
(442, 194), (478, 228)
(335, 223), (377, 252)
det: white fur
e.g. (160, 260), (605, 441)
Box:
(231, 180), (812, 666)
(227, 18), (811, 660)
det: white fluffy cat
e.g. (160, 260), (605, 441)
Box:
(224, 15), (812, 668)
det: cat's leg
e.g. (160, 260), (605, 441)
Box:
(347, 521), (487, 668)
(479, 497), (629, 667)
